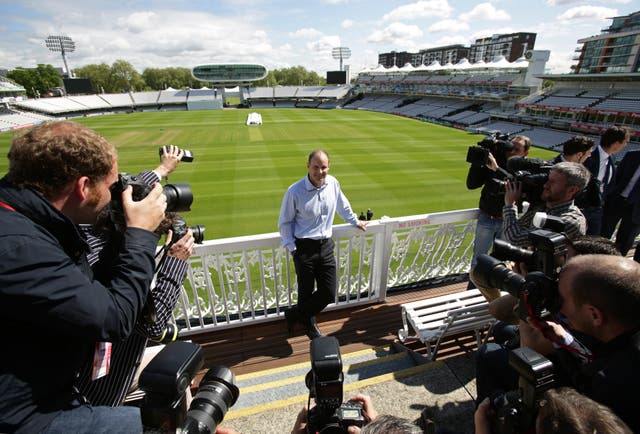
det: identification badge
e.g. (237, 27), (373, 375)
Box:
(91, 341), (112, 380)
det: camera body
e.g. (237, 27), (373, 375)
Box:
(473, 228), (568, 320)
(491, 347), (555, 434)
(171, 216), (205, 245)
(305, 336), (366, 434)
(466, 132), (513, 166)
(108, 173), (194, 230)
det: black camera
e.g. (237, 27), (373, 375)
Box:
(159, 146), (195, 162)
(305, 336), (366, 434)
(491, 347), (555, 434)
(506, 157), (553, 205)
(466, 132), (514, 166)
(491, 229), (568, 280)
(138, 341), (239, 434)
(171, 216), (205, 245)
(180, 366), (240, 434)
(108, 173), (194, 230)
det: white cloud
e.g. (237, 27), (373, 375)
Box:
(341, 19), (354, 29)
(547, 0), (629, 4)
(289, 28), (323, 38)
(306, 35), (341, 52)
(382, 0), (453, 22)
(429, 19), (470, 33)
(460, 3), (511, 22)
(367, 22), (424, 44)
(557, 6), (618, 21)
(116, 11), (158, 34)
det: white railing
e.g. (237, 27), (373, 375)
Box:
(175, 209), (479, 336)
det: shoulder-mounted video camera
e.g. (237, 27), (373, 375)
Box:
(305, 336), (365, 434)
(466, 132), (513, 166)
(490, 347), (555, 434)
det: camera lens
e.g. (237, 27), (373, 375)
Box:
(180, 366), (239, 434)
(190, 225), (205, 244)
(163, 183), (193, 212)
(473, 254), (526, 298)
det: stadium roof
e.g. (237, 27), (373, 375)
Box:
(192, 64), (268, 84)
(538, 72), (640, 82)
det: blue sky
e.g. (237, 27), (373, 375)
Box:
(0, 0), (637, 76)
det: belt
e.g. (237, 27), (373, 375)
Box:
(295, 237), (331, 246)
(479, 209), (502, 221)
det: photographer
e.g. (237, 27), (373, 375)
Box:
(0, 121), (166, 433)
(525, 254), (640, 432)
(76, 145), (196, 406)
(470, 162), (589, 303)
(467, 135), (530, 288)
(475, 387), (632, 434)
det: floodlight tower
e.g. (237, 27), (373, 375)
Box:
(45, 35), (76, 78)
(332, 46), (351, 71)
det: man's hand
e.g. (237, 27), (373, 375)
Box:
(504, 179), (522, 207)
(166, 229), (195, 260)
(486, 152), (498, 172)
(291, 405), (308, 434)
(155, 145), (184, 178)
(356, 221), (368, 231)
(474, 397), (493, 434)
(346, 394), (378, 434)
(122, 183), (166, 231)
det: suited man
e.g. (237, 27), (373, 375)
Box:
(576, 126), (630, 235)
(602, 150), (640, 255)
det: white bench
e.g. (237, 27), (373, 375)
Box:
(397, 289), (497, 360)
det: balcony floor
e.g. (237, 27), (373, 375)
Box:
(186, 279), (474, 376)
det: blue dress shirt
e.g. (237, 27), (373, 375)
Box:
(278, 174), (360, 252)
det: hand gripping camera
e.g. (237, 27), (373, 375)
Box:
(305, 336), (366, 434)
(108, 173), (194, 230)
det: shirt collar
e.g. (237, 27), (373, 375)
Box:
(305, 175), (326, 191)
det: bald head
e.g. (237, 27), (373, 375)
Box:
(561, 255), (640, 329)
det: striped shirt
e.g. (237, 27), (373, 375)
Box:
(502, 200), (586, 248)
(75, 170), (188, 406)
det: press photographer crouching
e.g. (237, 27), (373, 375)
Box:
(76, 146), (205, 409)
(466, 133), (531, 289)
(472, 253), (640, 432)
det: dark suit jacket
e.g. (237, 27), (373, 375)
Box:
(606, 150), (640, 223)
(576, 146), (615, 209)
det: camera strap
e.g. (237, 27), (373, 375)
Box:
(524, 292), (594, 362)
(0, 201), (16, 212)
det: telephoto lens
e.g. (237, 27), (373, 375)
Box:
(179, 366), (240, 434)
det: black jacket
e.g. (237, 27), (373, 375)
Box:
(466, 162), (509, 218)
(0, 178), (158, 433)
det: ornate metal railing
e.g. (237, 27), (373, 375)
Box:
(175, 208), (479, 336)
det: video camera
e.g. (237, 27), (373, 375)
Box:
(138, 341), (239, 434)
(466, 132), (513, 166)
(108, 173), (194, 230)
(482, 157), (553, 205)
(490, 347), (555, 434)
(305, 336), (365, 434)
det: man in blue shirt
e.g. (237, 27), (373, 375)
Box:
(278, 150), (367, 339)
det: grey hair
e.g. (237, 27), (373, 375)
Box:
(360, 415), (423, 434)
(552, 161), (591, 191)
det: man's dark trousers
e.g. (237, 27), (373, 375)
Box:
(293, 237), (337, 322)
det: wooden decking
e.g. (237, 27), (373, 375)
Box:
(186, 280), (472, 376)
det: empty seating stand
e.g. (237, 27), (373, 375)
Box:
(397, 289), (497, 360)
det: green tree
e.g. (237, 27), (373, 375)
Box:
(74, 63), (112, 93)
(111, 59), (144, 92)
(253, 67), (326, 87)
(7, 64), (62, 97)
